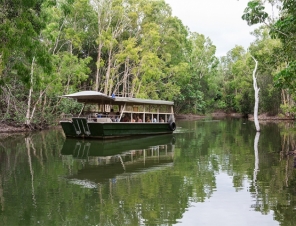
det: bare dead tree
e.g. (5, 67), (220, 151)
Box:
(251, 55), (260, 132)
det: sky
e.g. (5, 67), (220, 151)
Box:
(164, 0), (260, 57)
(175, 172), (278, 226)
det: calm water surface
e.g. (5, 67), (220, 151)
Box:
(0, 119), (296, 226)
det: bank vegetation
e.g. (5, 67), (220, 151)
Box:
(0, 0), (295, 130)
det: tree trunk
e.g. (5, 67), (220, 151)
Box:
(26, 57), (35, 126)
(122, 58), (129, 97)
(281, 89), (287, 105)
(104, 47), (112, 95)
(251, 55), (260, 132)
(95, 44), (103, 91)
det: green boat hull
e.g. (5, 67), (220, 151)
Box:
(60, 118), (175, 139)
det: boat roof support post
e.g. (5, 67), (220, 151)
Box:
(119, 104), (126, 121)
(78, 103), (86, 117)
(171, 106), (175, 121)
(157, 107), (159, 122)
(143, 105), (146, 122)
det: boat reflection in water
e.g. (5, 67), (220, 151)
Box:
(60, 135), (175, 187)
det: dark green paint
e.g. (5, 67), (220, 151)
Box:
(60, 119), (173, 138)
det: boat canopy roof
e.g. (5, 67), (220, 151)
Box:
(62, 91), (174, 106)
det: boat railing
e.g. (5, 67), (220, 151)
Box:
(61, 113), (172, 124)
(61, 110), (173, 124)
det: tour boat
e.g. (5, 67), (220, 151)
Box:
(60, 91), (176, 139)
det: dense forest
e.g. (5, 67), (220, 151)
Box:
(0, 0), (295, 127)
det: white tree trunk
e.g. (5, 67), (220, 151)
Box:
(95, 44), (103, 91)
(104, 47), (112, 95)
(251, 55), (260, 132)
(26, 57), (35, 126)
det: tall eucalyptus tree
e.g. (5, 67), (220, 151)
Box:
(215, 46), (253, 114)
(38, 0), (93, 116)
(242, 0), (296, 115)
(176, 32), (217, 114)
(0, 0), (52, 125)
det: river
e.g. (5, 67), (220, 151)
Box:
(0, 118), (295, 225)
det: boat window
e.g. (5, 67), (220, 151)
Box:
(137, 105), (144, 112)
(159, 105), (170, 113)
(147, 105), (157, 113)
(111, 105), (120, 113)
(126, 105), (133, 112)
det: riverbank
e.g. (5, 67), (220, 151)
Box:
(0, 113), (294, 134)
(176, 112), (295, 121)
(0, 123), (30, 133)
(175, 112), (244, 120)
(248, 113), (295, 121)
(0, 122), (50, 134)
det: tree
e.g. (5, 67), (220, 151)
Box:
(0, 0), (54, 125)
(251, 55), (260, 132)
(217, 46), (254, 114)
(248, 28), (283, 115)
(174, 33), (217, 114)
(242, 0), (296, 115)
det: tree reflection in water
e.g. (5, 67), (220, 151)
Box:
(0, 121), (295, 225)
(253, 132), (260, 195)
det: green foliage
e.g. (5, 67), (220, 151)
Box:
(248, 30), (283, 115)
(280, 103), (296, 116)
(274, 61), (296, 90)
(242, 0), (268, 25)
(57, 98), (83, 115)
(271, 1), (296, 60)
(270, 0), (296, 111)
(242, 0), (296, 114)
(0, 0), (51, 84)
(216, 46), (256, 114)
(2, 0), (295, 124)
(173, 32), (217, 114)
(174, 83), (206, 114)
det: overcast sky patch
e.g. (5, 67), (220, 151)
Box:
(165, 0), (261, 57)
